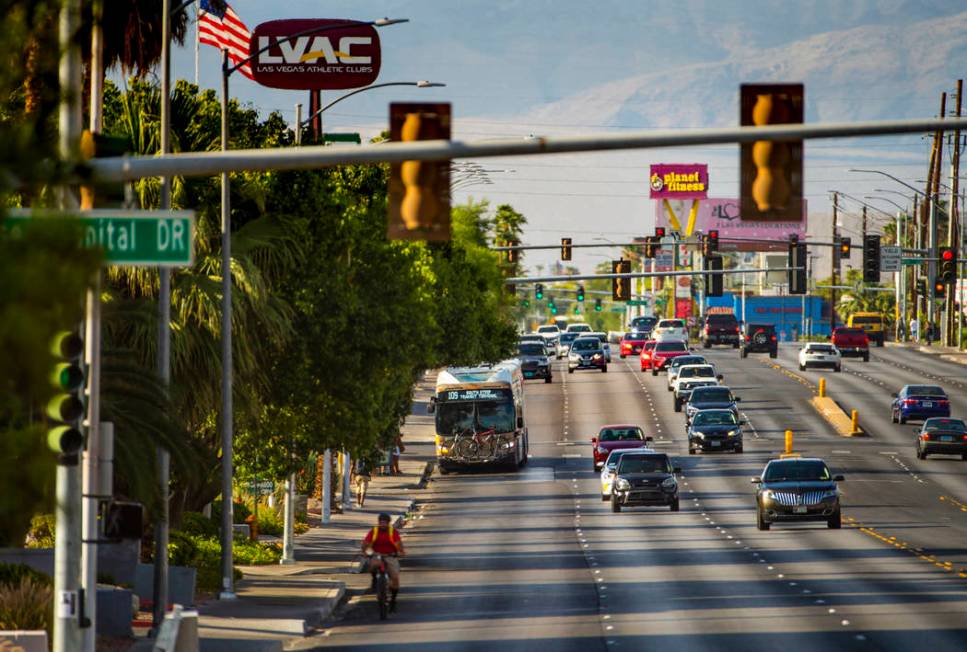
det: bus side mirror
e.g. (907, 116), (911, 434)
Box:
(517, 416), (524, 429)
(426, 397), (436, 414)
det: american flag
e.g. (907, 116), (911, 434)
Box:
(198, 0), (254, 79)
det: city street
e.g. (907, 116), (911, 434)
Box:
(316, 348), (967, 651)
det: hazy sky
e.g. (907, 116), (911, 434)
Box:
(154, 1), (966, 273)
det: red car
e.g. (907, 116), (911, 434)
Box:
(620, 332), (649, 359)
(831, 327), (869, 362)
(638, 340), (658, 371)
(592, 424), (652, 470)
(650, 340), (690, 376)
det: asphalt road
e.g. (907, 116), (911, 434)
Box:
(313, 346), (967, 651)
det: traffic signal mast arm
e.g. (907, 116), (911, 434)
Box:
(505, 266), (805, 284)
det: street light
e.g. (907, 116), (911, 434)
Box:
(296, 80), (446, 144)
(216, 16), (407, 600)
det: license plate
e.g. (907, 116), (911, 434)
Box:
(942, 435), (954, 442)
(794, 505), (808, 514)
(524, 372), (534, 377)
(923, 401), (933, 407)
(710, 440), (721, 447)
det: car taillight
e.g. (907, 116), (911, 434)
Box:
(962, 435), (967, 441)
(921, 433), (930, 440)
(903, 399), (917, 406)
(938, 399), (950, 405)
(770, 336), (777, 341)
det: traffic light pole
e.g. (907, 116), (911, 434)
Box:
(831, 193), (839, 333)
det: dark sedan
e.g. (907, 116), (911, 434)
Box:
(568, 337), (607, 373)
(753, 457), (844, 530)
(915, 417), (967, 460)
(688, 409), (743, 454)
(610, 451), (680, 512)
(685, 386), (741, 425)
(517, 342), (552, 383)
(891, 384), (950, 423)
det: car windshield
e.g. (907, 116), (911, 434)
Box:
(623, 332), (645, 341)
(763, 461), (831, 482)
(807, 344), (836, 353)
(605, 450), (634, 468)
(692, 387), (733, 403)
(656, 341), (688, 352)
(538, 326), (559, 334)
(643, 341), (657, 351)
(851, 316), (881, 325)
(923, 419), (967, 433)
(518, 343), (545, 355)
(906, 385), (946, 397)
(680, 366), (714, 378)
(631, 317), (657, 328)
(671, 356), (705, 369)
(658, 320), (685, 329)
(591, 333), (607, 342)
(692, 411), (738, 426)
(707, 315), (737, 326)
(560, 333), (578, 343)
(599, 427), (644, 442)
(568, 324), (591, 332)
(618, 455), (673, 474)
(573, 339), (599, 351)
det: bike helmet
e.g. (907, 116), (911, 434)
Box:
(378, 513), (392, 523)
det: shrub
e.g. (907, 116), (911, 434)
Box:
(233, 539), (282, 566)
(24, 514), (55, 548)
(180, 512), (218, 538)
(167, 530), (280, 592)
(293, 521), (309, 535)
(211, 499), (251, 525)
(0, 578), (52, 636)
(256, 510), (283, 536)
(0, 563), (51, 588)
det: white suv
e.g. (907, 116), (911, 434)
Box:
(672, 365), (720, 412)
(538, 325), (563, 359)
(653, 319), (688, 343)
(798, 343), (842, 372)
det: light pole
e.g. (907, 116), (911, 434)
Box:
(217, 16), (407, 599)
(296, 80), (445, 144)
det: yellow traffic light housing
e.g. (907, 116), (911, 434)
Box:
(740, 83), (804, 222)
(388, 103), (452, 241)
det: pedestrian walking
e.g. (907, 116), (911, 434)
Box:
(909, 317), (919, 342)
(391, 435), (404, 475)
(354, 456), (373, 507)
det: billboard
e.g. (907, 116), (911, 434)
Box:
(656, 198), (807, 251)
(649, 164), (708, 200)
(251, 19), (381, 90)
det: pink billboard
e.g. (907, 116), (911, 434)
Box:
(649, 164), (708, 200)
(655, 198), (807, 252)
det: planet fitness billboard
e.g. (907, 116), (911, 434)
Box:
(655, 198), (807, 251)
(649, 164), (708, 200)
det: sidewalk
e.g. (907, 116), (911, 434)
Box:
(135, 376), (438, 652)
(886, 339), (967, 365)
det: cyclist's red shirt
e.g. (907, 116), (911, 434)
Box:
(364, 526), (402, 555)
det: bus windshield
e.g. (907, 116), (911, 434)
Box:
(437, 400), (516, 434)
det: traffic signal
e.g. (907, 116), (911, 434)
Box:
(594, 299), (603, 312)
(788, 241), (807, 294)
(535, 284), (544, 300)
(916, 278), (927, 297)
(939, 247), (957, 284)
(655, 227), (666, 238)
(644, 235), (658, 259)
(387, 103), (452, 241)
(839, 237), (851, 257)
(506, 240), (519, 264)
(934, 279), (946, 298)
(705, 255), (723, 297)
(862, 235), (881, 283)
(47, 330), (85, 457)
(548, 296), (558, 314)
(573, 304), (581, 315)
(739, 83), (804, 222)
(702, 230), (719, 257)
(612, 259), (631, 301)
(561, 237), (572, 261)
(80, 130), (132, 209)
(576, 285), (585, 301)
(520, 298), (530, 308)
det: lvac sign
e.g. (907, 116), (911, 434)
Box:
(251, 19), (380, 90)
(5, 209), (194, 267)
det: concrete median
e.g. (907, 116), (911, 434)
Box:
(810, 395), (866, 437)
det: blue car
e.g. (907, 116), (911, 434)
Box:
(891, 384), (950, 424)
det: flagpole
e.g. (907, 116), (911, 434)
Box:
(194, 4), (200, 86)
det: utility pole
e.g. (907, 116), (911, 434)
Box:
(911, 195), (919, 331)
(862, 205), (867, 244)
(153, 0), (173, 629)
(927, 93), (946, 342)
(55, 1), (83, 651)
(946, 80), (962, 346)
(831, 193), (839, 333)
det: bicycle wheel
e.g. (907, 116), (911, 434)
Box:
(377, 572), (388, 620)
(454, 437), (479, 459)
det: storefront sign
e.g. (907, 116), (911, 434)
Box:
(649, 164), (709, 200)
(251, 19), (381, 90)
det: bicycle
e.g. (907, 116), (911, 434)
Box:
(367, 549), (391, 620)
(452, 426), (497, 460)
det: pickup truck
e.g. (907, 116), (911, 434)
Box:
(831, 327), (869, 361)
(848, 312), (885, 347)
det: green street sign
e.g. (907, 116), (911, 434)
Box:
(627, 299), (650, 306)
(5, 209), (194, 267)
(902, 258), (923, 265)
(246, 480), (274, 495)
(609, 306), (625, 313)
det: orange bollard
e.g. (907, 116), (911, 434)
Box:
(851, 409), (859, 433)
(818, 377), (826, 398)
(785, 429), (793, 454)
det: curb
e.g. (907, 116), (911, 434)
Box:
(759, 358), (866, 437)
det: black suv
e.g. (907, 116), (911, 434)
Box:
(610, 451), (681, 513)
(701, 313), (739, 348)
(629, 316), (658, 337)
(740, 323), (777, 359)
(752, 457), (844, 530)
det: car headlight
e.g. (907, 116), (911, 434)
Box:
(661, 477), (677, 490)
(615, 478), (631, 491)
(727, 429), (741, 437)
(597, 446), (609, 455)
(569, 354), (579, 360)
(762, 489), (775, 502)
(593, 353), (603, 360)
(691, 431), (705, 438)
(686, 405), (698, 414)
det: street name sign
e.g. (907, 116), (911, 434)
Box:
(4, 209), (194, 267)
(627, 299), (650, 306)
(881, 246), (901, 272)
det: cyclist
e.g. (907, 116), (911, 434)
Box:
(361, 513), (406, 611)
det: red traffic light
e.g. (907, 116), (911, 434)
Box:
(655, 227), (666, 238)
(708, 229), (719, 239)
(942, 249), (954, 261)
